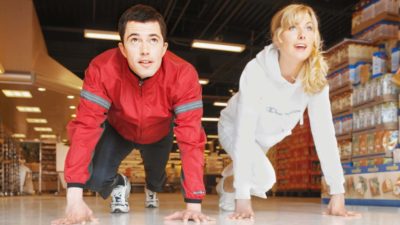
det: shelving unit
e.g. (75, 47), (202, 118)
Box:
(40, 142), (57, 193)
(0, 122), (20, 196)
(275, 113), (321, 196)
(322, 0), (400, 206)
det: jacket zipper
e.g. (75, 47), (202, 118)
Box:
(139, 79), (144, 140)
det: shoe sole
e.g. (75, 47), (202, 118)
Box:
(145, 204), (158, 208)
(111, 208), (129, 213)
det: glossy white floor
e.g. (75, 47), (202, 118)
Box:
(0, 193), (399, 225)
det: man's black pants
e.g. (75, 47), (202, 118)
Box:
(85, 121), (173, 199)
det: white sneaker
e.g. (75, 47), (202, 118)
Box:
(145, 188), (159, 208)
(110, 175), (131, 213)
(216, 176), (235, 211)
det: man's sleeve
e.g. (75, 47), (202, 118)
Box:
(65, 63), (112, 188)
(172, 64), (206, 203)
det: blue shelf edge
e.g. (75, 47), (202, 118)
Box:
(322, 198), (400, 207)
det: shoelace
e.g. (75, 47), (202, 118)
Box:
(146, 191), (157, 201)
(113, 188), (126, 204)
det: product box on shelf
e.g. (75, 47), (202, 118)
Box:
(322, 163), (400, 206)
(326, 39), (377, 74)
(392, 47), (399, 73)
(352, 0), (399, 35)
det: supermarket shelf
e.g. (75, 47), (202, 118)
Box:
(373, 35), (400, 44)
(332, 108), (352, 118)
(328, 62), (350, 75)
(353, 94), (397, 111)
(329, 84), (352, 97)
(340, 157), (352, 163)
(336, 133), (352, 141)
(352, 12), (400, 35)
(326, 38), (372, 54)
(352, 122), (398, 135)
(322, 198), (400, 207)
(352, 152), (389, 160)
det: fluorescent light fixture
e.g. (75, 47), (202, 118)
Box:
(2, 90), (32, 98)
(0, 71), (34, 84)
(71, 114), (77, 118)
(207, 134), (219, 139)
(40, 134), (56, 139)
(67, 95), (75, 99)
(12, 133), (26, 138)
(16, 106), (41, 113)
(192, 39), (245, 53)
(84, 29), (120, 41)
(199, 79), (209, 85)
(34, 127), (53, 132)
(69, 106), (76, 109)
(38, 87), (46, 92)
(26, 118), (48, 124)
(62, 139), (68, 142)
(213, 101), (228, 107)
(201, 117), (219, 122)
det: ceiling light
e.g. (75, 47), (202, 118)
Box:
(201, 117), (219, 122)
(199, 79), (209, 85)
(213, 102), (228, 107)
(67, 95), (75, 99)
(84, 29), (120, 41)
(207, 134), (219, 139)
(71, 114), (77, 118)
(26, 118), (48, 124)
(0, 71), (34, 84)
(0, 63), (4, 74)
(16, 106), (41, 113)
(34, 127), (53, 132)
(40, 134), (56, 139)
(62, 139), (68, 142)
(38, 87), (46, 92)
(69, 106), (76, 109)
(2, 90), (32, 98)
(192, 39), (245, 53)
(12, 133), (26, 138)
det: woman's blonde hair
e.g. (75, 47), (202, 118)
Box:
(271, 4), (328, 94)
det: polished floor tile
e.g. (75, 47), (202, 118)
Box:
(0, 193), (399, 225)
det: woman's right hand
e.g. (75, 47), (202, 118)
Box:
(229, 199), (254, 220)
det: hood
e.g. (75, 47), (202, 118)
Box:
(255, 44), (301, 87)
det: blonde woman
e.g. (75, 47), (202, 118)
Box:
(217, 4), (359, 219)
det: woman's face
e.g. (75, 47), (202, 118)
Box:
(275, 13), (316, 64)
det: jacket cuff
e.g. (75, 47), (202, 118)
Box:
(67, 183), (85, 189)
(184, 198), (202, 204)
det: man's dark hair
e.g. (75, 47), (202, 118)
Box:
(118, 4), (167, 43)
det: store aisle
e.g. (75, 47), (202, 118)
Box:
(0, 193), (399, 225)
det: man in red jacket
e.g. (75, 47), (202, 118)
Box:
(52, 4), (211, 225)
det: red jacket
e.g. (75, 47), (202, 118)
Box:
(65, 48), (206, 202)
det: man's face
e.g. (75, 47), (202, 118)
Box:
(118, 21), (168, 79)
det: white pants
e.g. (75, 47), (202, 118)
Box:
(218, 122), (276, 199)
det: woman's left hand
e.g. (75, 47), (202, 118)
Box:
(324, 194), (361, 217)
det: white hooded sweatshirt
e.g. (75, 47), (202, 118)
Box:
(218, 44), (345, 199)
